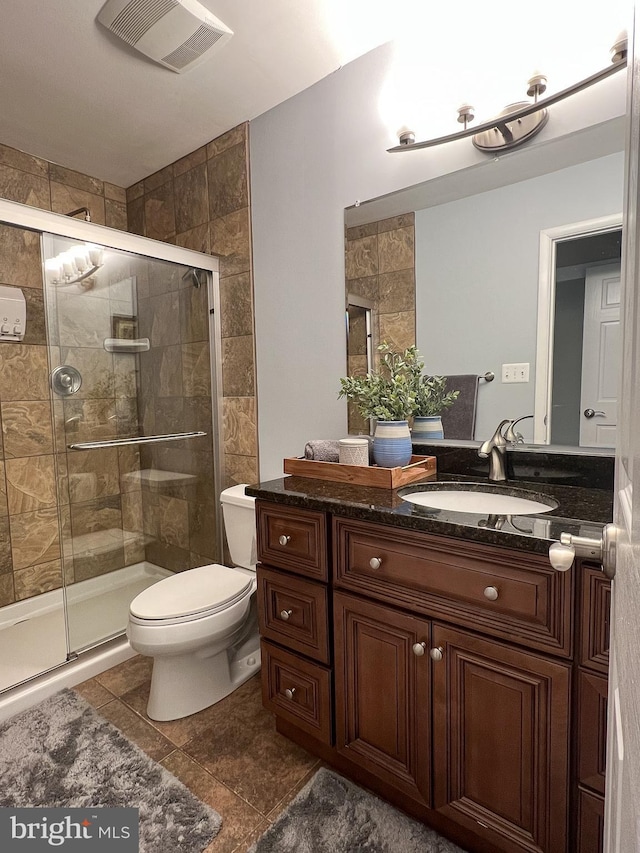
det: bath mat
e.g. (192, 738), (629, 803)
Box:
(249, 766), (466, 853)
(0, 689), (221, 852)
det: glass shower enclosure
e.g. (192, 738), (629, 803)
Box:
(0, 204), (222, 695)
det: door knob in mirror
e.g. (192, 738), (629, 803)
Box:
(584, 408), (606, 418)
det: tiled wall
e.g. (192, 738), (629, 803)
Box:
(344, 212), (416, 431)
(125, 123), (258, 489)
(0, 146), (130, 605)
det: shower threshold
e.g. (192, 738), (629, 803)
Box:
(0, 561), (170, 720)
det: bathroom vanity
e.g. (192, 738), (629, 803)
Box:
(247, 459), (612, 853)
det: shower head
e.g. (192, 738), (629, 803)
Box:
(182, 268), (203, 288)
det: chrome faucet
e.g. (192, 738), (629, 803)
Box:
(478, 419), (510, 481)
(504, 414), (534, 445)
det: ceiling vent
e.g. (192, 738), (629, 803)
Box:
(97, 0), (233, 73)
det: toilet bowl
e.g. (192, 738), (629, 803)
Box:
(127, 484), (260, 721)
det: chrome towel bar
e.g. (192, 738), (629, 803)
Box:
(68, 431), (207, 451)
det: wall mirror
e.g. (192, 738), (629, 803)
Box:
(344, 119), (625, 451)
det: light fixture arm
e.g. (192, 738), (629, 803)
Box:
(388, 58), (627, 154)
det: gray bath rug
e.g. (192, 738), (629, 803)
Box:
(0, 689), (221, 852)
(250, 766), (467, 853)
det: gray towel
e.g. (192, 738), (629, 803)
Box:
(439, 375), (479, 440)
(304, 440), (340, 462)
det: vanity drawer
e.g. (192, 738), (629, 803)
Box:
(257, 565), (330, 664)
(257, 501), (328, 580)
(333, 517), (573, 657)
(260, 640), (332, 744)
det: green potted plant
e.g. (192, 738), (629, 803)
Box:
(338, 343), (423, 467)
(412, 375), (460, 441)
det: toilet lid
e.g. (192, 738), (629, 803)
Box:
(130, 564), (253, 621)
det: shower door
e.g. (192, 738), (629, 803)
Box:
(43, 234), (220, 654)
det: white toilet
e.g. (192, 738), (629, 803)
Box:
(127, 484), (260, 721)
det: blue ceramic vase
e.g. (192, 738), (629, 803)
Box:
(373, 420), (412, 468)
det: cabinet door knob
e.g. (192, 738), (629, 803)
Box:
(429, 646), (444, 662)
(483, 585), (499, 601)
(369, 556), (383, 570)
(284, 687), (296, 700)
(278, 534), (291, 546)
(412, 642), (427, 656)
(279, 609), (293, 621)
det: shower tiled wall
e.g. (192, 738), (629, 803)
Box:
(0, 145), (130, 604)
(125, 122), (258, 490)
(344, 212), (416, 432)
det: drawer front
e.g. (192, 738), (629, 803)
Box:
(580, 567), (611, 674)
(577, 668), (608, 795)
(257, 565), (330, 664)
(257, 501), (328, 580)
(334, 517), (572, 656)
(260, 640), (332, 744)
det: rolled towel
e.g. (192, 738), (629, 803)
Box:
(304, 440), (340, 462)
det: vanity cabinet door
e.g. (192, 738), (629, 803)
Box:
(334, 591), (431, 807)
(431, 624), (570, 853)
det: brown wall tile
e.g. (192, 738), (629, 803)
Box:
(221, 336), (254, 396)
(223, 398), (257, 456)
(144, 182), (176, 242)
(1, 401), (54, 457)
(0, 225), (43, 288)
(174, 163), (208, 233)
(220, 272), (253, 338)
(6, 455), (57, 513)
(49, 164), (104, 196)
(378, 227), (414, 273)
(345, 235), (378, 279)
(206, 124), (247, 158)
(0, 144), (49, 178)
(14, 559), (62, 600)
(9, 507), (60, 569)
(0, 164), (50, 209)
(50, 182), (106, 225)
(209, 208), (251, 277)
(0, 345), (49, 400)
(207, 143), (248, 219)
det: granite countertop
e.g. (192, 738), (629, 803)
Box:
(245, 468), (614, 557)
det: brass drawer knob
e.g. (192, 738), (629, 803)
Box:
(412, 642), (427, 656)
(430, 646), (444, 662)
(279, 609), (293, 621)
(284, 687), (296, 700)
(278, 534), (291, 546)
(483, 586), (499, 601)
(369, 556), (383, 570)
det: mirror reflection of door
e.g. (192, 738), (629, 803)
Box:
(550, 229), (622, 447)
(346, 295), (374, 434)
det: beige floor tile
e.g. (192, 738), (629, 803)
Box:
(229, 819), (270, 853)
(74, 677), (115, 708)
(265, 762), (320, 821)
(184, 702), (318, 815)
(94, 653), (153, 696)
(162, 751), (264, 853)
(98, 698), (175, 762)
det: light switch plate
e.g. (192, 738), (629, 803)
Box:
(502, 362), (530, 383)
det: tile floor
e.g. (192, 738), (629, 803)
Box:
(74, 655), (321, 853)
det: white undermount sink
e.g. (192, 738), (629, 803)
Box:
(400, 484), (558, 515)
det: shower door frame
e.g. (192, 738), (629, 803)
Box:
(0, 197), (225, 654)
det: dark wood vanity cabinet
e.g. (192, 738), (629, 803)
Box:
(575, 566), (611, 853)
(256, 500), (608, 853)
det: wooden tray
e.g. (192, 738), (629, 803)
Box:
(283, 454), (437, 489)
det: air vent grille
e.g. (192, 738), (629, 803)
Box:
(110, 0), (178, 45)
(162, 24), (223, 69)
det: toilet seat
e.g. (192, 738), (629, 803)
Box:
(129, 564), (253, 626)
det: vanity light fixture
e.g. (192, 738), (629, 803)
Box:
(45, 244), (105, 290)
(390, 33), (627, 154)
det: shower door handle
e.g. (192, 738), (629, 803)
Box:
(68, 431), (207, 450)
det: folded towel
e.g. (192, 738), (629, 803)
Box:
(304, 440), (340, 462)
(439, 375), (479, 440)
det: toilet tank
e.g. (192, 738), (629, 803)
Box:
(220, 484), (256, 570)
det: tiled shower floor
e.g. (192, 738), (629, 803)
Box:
(75, 658), (321, 853)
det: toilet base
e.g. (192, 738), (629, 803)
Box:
(146, 636), (261, 721)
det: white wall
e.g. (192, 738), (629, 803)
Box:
(415, 153), (624, 441)
(250, 41), (627, 480)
